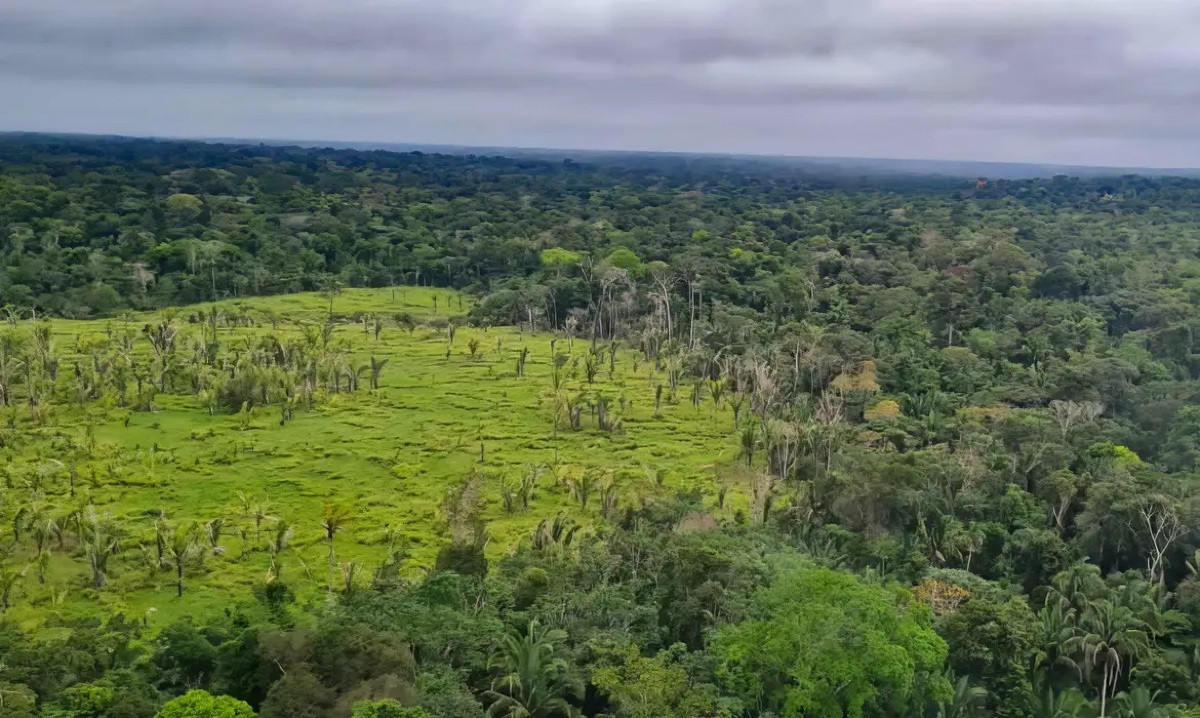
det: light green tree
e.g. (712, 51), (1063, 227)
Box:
(711, 565), (952, 718)
(591, 642), (722, 718)
(156, 689), (257, 718)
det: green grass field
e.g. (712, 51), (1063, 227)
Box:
(2, 288), (740, 627)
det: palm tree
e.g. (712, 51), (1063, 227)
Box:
(532, 515), (579, 550)
(204, 517), (225, 554)
(250, 501), (275, 544)
(152, 512), (170, 565)
(1111, 687), (1165, 718)
(322, 278), (343, 316)
(81, 511), (121, 589)
(369, 356), (388, 391)
(739, 421), (758, 468)
(0, 563), (26, 612)
(1034, 602), (1083, 689)
(320, 502), (352, 586)
(1047, 563), (1106, 614)
(1068, 600), (1151, 717)
(482, 621), (579, 718)
(0, 333), (27, 407)
(320, 503), (351, 552)
(10, 504), (29, 544)
(197, 239), (228, 300)
(938, 673), (987, 718)
(1108, 573), (1185, 641)
(565, 472), (597, 511)
(1026, 682), (1093, 718)
(162, 523), (205, 597)
(28, 511), (55, 557)
(267, 521), (294, 582)
(33, 552), (49, 584)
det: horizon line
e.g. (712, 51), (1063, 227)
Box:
(4, 127), (1200, 177)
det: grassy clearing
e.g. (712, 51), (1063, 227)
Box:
(3, 287), (739, 626)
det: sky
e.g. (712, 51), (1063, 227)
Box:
(3, 0), (1200, 167)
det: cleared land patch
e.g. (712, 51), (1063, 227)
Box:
(1, 287), (739, 625)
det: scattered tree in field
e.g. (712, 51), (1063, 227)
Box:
(321, 502), (353, 567)
(0, 563), (26, 613)
(81, 511), (121, 589)
(266, 521), (294, 583)
(162, 523), (205, 597)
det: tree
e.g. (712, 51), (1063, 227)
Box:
(1069, 600), (1152, 717)
(0, 563), (26, 613)
(260, 668), (335, 718)
(1048, 400), (1104, 436)
(481, 621), (580, 718)
(539, 248), (581, 275)
(244, 497), (275, 544)
(1026, 682), (1093, 718)
(153, 619), (219, 694)
(369, 357), (389, 391)
(711, 565), (951, 717)
(939, 673), (987, 718)
(591, 642), (722, 718)
(267, 521), (294, 582)
(351, 701), (429, 718)
(310, 621), (416, 693)
(321, 502), (353, 564)
(156, 690), (257, 718)
(0, 682), (37, 718)
(163, 523), (205, 597)
(1111, 687), (1166, 718)
(81, 510), (121, 589)
(940, 595), (1038, 718)
(1136, 493), (1188, 585)
(605, 248), (643, 276)
(165, 193), (205, 223)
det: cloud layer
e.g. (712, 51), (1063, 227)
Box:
(3, 0), (1200, 166)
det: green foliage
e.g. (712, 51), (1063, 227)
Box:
(155, 690), (256, 718)
(939, 596), (1039, 718)
(0, 682), (37, 718)
(259, 667), (334, 718)
(605, 248), (643, 276)
(711, 565), (952, 717)
(351, 701), (429, 718)
(539, 248), (581, 269)
(591, 642), (723, 718)
(481, 621), (579, 718)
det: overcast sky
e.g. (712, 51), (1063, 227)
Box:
(3, 0), (1200, 167)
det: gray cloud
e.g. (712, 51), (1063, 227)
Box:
(2, 0), (1200, 166)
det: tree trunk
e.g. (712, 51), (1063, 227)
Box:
(1099, 669), (1109, 717)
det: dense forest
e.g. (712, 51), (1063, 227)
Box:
(4, 133), (1200, 716)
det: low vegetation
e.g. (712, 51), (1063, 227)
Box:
(0, 287), (737, 624)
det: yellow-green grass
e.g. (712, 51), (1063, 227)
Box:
(3, 288), (741, 627)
